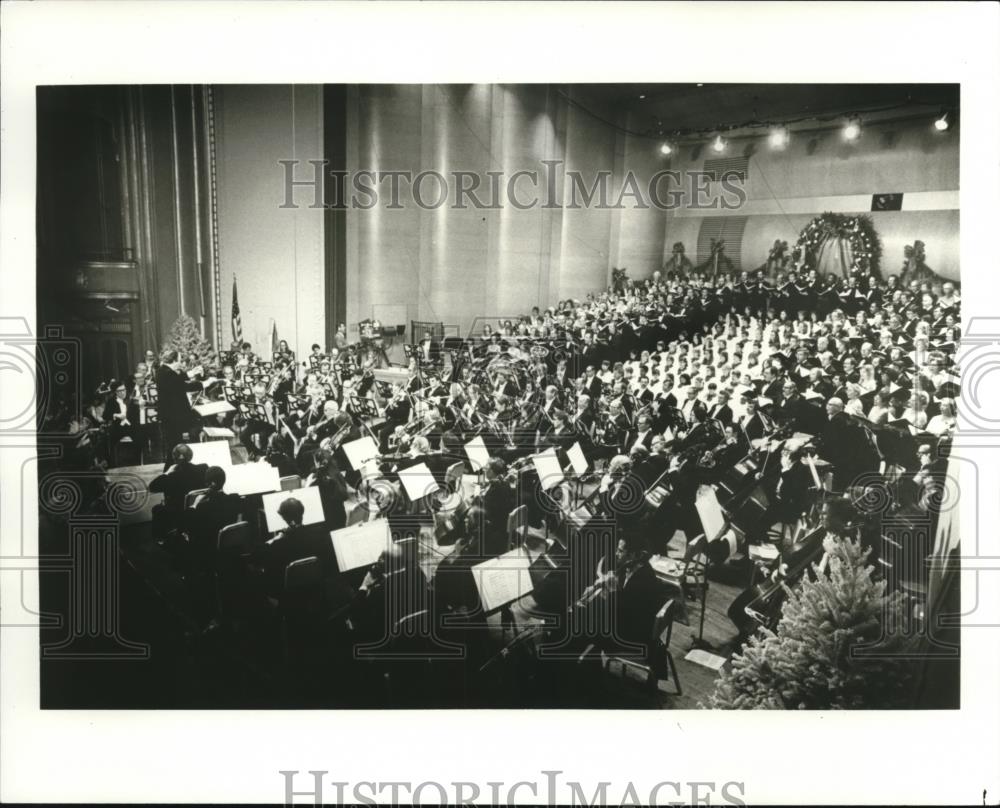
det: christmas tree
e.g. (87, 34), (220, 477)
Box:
(162, 315), (215, 369)
(706, 537), (918, 709)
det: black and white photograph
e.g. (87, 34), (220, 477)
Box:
(32, 80), (964, 712)
(2, 2), (998, 805)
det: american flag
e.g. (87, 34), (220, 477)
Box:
(231, 276), (242, 345)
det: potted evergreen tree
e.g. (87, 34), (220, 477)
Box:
(706, 537), (918, 709)
(162, 315), (215, 370)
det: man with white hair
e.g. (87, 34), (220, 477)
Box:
(816, 394), (879, 491)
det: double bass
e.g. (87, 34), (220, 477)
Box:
(725, 524), (837, 636)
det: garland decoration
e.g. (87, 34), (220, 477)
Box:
(791, 212), (882, 280)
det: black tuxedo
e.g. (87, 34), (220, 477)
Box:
(433, 550), (482, 615)
(103, 396), (140, 444)
(149, 461), (209, 513)
(635, 387), (655, 406)
(155, 364), (203, 465)
(492, 381), (518, 400)
(624, 428), (655, 454)
(737, 412), (769, 444)
(155, 364), (201, 430)
(777, 394), (824, 434)
(817, 411), (878, 491)
(770, 462), (814, 523)
(551, 370), (572, 390)
(419, 338), (441, 363)
(257, 523), (334, 597)
(542, 425), (577, 454)
(149, 460), (209, 537)
(186, 489), (242, 568)
(481, 478), (516, 557)
(707, 403), (733, 427)
(583, 375), (604, 400)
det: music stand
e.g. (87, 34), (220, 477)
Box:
(565, 441), (589, 508)
(262, 486), (325, 533)
(471, 548), (534, 614)
(464, 435), (491, 474)
(330, 519), (391, 572)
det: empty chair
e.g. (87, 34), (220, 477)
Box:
(215, 521), (261, 621)
(282, 556), (324, 612)
(280, 474), (302, 491)
(217, 520), (254, 557)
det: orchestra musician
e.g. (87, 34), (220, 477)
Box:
(103, 381), (139, 445)
(625, 413), (655, 454)
(478, 458), (516, 556)
(240, 382), (277, 458)
(542, 408), (577, 454)
(95, 251), (958, 704)
(378, 384), (412, 452)
(571, 393), (597, 445)
(737, 396), (771, 447)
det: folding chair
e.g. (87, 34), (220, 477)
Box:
(280, 474), (302, 491)
(184, 488), (209, 511)
(603, 597), (683, 695)
(215, 521), (259, 620)
(217, 520), (254, 557)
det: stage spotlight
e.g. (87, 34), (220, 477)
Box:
(934, 112), (949, 131)
(843, 117), (861, 142)
(769, 126), (789, 148)
(712, 134), (726, 153)
(660, 142), (673, 156)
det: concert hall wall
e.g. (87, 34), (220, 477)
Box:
(661, 115), (960, 282)
(343, 85), (669, 338)
(213, 84), (326, 361)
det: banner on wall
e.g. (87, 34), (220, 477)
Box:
(872, 193), (904, 211)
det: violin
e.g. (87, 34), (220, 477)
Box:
(573, 550), (651, 612)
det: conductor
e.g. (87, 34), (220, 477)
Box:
(155, 349), (203, 469)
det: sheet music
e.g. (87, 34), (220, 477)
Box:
(397, 462), (440, 500)
(694, 484), (726, 542)
(342, 436), (380, 470)
(648, 554), (684, 579)
(186, 440), (233, 467)
(192, 400), (236, 417)
(749, 543), (780, 561)
(464, 435), (490, 472)
(224, 462), (281, 497)
(330, 519), (390, 571)
(202, 426), (235, 439)
(805, 454), (823, 489)
(567, 441), (588, 475)
(684, 649), (729, 671)
(262, 485), (325, 532)
(532, 448), (564, 491)
(472, 548), (533, 613)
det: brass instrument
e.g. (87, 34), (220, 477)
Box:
(327, 419), (353, 450)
